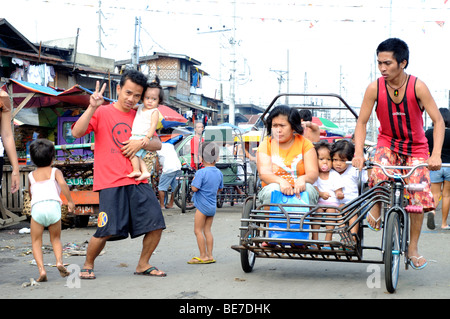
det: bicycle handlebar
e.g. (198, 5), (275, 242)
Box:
(369, 162), (428, 179)
(347, 161), (450, 180)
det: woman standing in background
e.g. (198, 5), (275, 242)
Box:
(425, 108), (450, 230)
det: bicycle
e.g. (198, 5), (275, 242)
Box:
(367, 161), (443, 292)
(232, 161), (446, 293)
(173, 164), (196, 213)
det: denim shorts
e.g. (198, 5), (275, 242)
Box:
(158, 170), (181, 192)
(430, 167), (450, 183)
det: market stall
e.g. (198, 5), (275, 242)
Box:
(2, 78), (112, 227)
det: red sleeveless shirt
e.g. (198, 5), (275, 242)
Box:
(375, 75), (429, 158)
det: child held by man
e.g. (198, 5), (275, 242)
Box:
(127, 76), (163, 180)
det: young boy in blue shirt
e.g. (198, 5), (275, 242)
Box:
(188, 142), (223, 264)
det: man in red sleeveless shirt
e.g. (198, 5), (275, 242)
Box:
(353, 38), (444, 270)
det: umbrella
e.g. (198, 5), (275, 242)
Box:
(157, 105), (187, 129)
(312, 117), (339, 129)
(219, 122), (244, 132)
(311, 117), (345, 137)
(235, 130), (264, 142)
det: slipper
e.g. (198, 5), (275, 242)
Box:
(409, 256), (428, 270)
(79, 268), (96, 279)
(187, 257), (215, 264)
(134, 266), (167, 277)
(366, 212), (382, 232)
(441, 225), (450, 230)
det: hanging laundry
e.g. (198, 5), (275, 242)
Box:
(12, 57), (24, 66)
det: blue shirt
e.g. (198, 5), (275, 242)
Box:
(192, 166), (224, 216)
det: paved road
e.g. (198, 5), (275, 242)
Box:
(1, 203), (449, 304)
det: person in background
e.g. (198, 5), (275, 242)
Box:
(156, 142), (182, 209)
(0, 88), (19, 194)
(425, 107), (450, 230)
(299, 109), (320, 143)
(190, 121), (204, 170)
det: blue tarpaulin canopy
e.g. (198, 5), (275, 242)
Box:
(4, 79), (113, 114)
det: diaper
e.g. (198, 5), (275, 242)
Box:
(31, 200), (61, 227)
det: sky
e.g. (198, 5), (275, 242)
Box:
(2, 0), (450, 129)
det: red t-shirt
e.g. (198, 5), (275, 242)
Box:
(75, 103), (148, 191)
(190, 135), (204, 170)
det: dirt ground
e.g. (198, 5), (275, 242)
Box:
(1, 203), (449, 302)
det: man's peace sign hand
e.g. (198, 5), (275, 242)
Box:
(89, 81), (107, 109)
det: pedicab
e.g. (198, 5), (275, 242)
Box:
(202, 125), (260, 208)
(231, 93), (433, 293)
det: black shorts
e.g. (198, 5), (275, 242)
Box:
(94, 183), (166, 240)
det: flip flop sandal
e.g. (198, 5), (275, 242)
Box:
(187, 257), (215, 264)
(409, 256), (428, 270)
(366, 212), (382, 232)
(79, 268), (96, 279)
(134, 266), (167, 277)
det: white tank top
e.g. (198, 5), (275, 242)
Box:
(29, 167), (62, 207)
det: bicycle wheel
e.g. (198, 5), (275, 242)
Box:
(173, 183), (182, 209)
(240, 200), (256, 272)
(384, 212), (402, 293)
(183, 181), (196, 211)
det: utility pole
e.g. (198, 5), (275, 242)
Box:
(228, 1), (237, 125)
(72, 28), (79, 72)
(286, 49), (290, 104)
(270, 68), (288, 101)
(97, 0), (104, 56)
(132, 17), (141, 70)
(304, 72), (308, 108)
(196, 23), (232, 124)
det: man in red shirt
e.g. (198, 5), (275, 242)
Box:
(72, 69), (166, 279)
(190, 121), (204, 170)
(353, 38), (444, 270)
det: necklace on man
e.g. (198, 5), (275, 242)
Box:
(386, 73), (408, 97)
